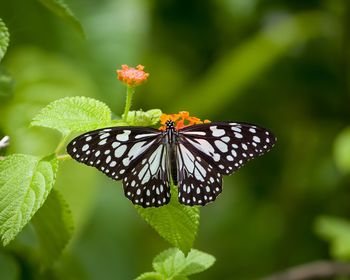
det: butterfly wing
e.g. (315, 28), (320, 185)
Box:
(176, 142), (223, 206)
(176, 122), (276, 205)
(122, 142), (170, 207)
(67, 126), (171, 207)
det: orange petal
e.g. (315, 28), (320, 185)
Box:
(116, 64), (149, 87)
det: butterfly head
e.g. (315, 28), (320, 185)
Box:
(165, 120), (175, 130)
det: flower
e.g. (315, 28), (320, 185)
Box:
(159, 111), (211, 130)
(116, 64), (149, 87)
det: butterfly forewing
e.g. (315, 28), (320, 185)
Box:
(176, 122), (276, 205)
(67, 126), (171, 207)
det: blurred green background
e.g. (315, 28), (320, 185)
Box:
(1, 0), (350, 279)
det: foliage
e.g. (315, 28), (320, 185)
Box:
(135, 248), (215, 280)
(333, 127), (350, 173)
(32, 189), (74, 266)
(172, 11), (334, 115)
(0, 154), (58, 245)
(31, 96), (113, 136)
(314, 216), (350, 260)
(0, 18), (9, 62)
(136, 186), (200, 254)
(37, 0), (85, 37)
(122, 109), (163, 127)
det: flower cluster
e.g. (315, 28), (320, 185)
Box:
(159, 111), (210, 131)
(116, 64), (149, 87)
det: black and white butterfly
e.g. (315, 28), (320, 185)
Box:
(67, 120), (276, 208)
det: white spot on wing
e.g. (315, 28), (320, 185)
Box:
(231, 127), (241, 133)
(98, 139), (107, 145)
(100, 133), (110, 139)
(116, 130), (131, 142)
(114, 145), (127, 158)
(210, 126), (225, 137)
(112, 142), (120, 148)
(214, 140), (228, 153)
(253, 136), (261, 143)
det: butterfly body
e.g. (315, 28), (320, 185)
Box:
(67, 121), (276, 208)
(163, 120), (179, 185)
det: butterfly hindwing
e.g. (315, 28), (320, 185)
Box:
(122, 143), (171, 207)
(176, 142), (223, 206)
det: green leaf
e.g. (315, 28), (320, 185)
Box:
(37, 0), (85, 37)
(153, 248), (187, 277)
(152, 248), (215, 278)
(333, 127), (350, 173)
(31, 96), (112, 136)
(123, 109), (162, 126)
(136, 186), (200, 254)
(0, 154), (58, 245)
(314, 215), (350, 260)
(135, 272), (164, 280)
(32, 189), (74, 266)
(0, 18), (9, 62)
(180, 249), (216, 276)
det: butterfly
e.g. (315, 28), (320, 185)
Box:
(67, 120), (276, 208)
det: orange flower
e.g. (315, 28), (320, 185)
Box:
(159, 111), (211, 130)
(116, 64), (149, 86)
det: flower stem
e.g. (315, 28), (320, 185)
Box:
(123, 86), (135, 123)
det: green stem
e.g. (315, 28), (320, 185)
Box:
(55, 135), (68, 155)
(123, 86), (135, 123)
(57, 154), (71, 161)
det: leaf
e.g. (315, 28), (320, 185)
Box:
(31, 96), (112, 136)
(135, 248), (214, 280)
(37, 0), (85, 37)
(123, 109), (162, 126)
(136, 186), (200, 254)
(135, 272), (164, 280)
(180, 249), (216, 276)
(32, 189), (74, 266)
(0, 154), (58, 245)
(0, 18), (9, 62)
(314, 215), (350, 260)
(333, 127), (350, 173)
(153, 248), (187, 277)
(152, 248), (215, 278)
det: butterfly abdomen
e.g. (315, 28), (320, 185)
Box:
(165, 124), (179, 185)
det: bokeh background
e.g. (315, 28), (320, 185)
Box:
(1, 0), (350, 279)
